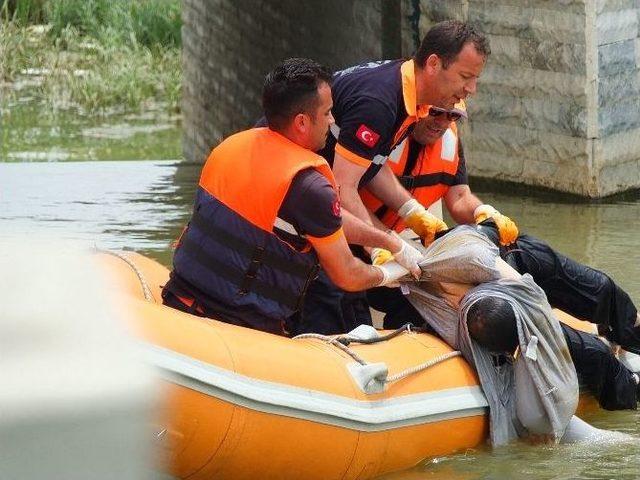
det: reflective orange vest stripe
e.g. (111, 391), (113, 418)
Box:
(361, 123), (459, 232)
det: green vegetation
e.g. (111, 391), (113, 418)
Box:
(0, 0), (181, 114)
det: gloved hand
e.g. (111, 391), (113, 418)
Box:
(398, 198), (448, 246)
(389, 231), (423, 278)
(371, 232), (423, 280)
(370, 247), (394, 266)
(372, 261), (410, 288)
(474, 204), (519, 246)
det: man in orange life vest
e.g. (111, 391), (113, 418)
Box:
(361, 103), (519, 325)
(161, 58), (422, 335)
(364, 107), (640, 410)
(286, 21), (491, 335)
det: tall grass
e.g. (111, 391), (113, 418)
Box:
(2, 0), (181, 48)
(1, 0), (46, 25)
(0, 0), (181, 114)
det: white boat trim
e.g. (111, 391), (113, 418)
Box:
(145, 344), (489, 432)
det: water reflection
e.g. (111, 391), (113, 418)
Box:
(0, 160), (199, 265)
(379, 431), (640, 480)
(0, 99), (181, 162)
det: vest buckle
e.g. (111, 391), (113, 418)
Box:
(239, 245), (266, 295)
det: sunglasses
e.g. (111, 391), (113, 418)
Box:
(428, 106), (465, 122)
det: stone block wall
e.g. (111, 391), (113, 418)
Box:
(182, 0), (383, 165)
(595, 0), (640, 194)
(182, 0), (640, 196)
(416, 0), (640, 196)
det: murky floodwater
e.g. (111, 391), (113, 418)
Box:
(2, 105), (639, 478)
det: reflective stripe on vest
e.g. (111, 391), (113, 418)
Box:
(360, 124), (460, 232)
(173, 128), (334, 325)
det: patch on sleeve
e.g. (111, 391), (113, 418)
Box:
(331, 196), (341, 217)
(355, 124), (381, 148)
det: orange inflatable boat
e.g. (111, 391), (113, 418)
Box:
(97, 251), (598, 480)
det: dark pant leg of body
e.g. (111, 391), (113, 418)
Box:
(341, 290), (374, 332)
(511, 234), (640, 354)
(286, 269), (372, 336)
(366, 286), (427, 329)
(561, 323), (637, 410)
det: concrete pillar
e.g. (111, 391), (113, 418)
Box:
(0, 242), (157, 480)
(417, 0), (640, 197)
(181, 0), (385, 165)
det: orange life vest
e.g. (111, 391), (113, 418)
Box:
(361, 122), (460, 232)
(170, 128), (337, 333)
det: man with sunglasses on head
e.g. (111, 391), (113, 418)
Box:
(363, 104), (640, 411)
(287, 21), (491, 336)
(361, 101), (518, 325)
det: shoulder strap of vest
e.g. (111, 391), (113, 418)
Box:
(398, 171), (458, 189)
(396, 139), (424, 189)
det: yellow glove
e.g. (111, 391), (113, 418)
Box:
(398, 199), (448, 246)
(370, 247), (394, 266)
(474, 204), (519, 246)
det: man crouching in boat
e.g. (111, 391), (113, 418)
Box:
(161, 58), (418, 335)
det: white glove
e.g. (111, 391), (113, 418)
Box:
(373, 261), (410, 288)
(389, 231), (423, 279)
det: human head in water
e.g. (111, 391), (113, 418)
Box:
(466, 296), (519, 353)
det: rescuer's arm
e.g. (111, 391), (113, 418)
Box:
(443, 184), (482, 224)
(340, 207), (401, 251)
(308, 231), (408, 290)
(332, 151), (377, 227)
(442, 139), (518, 245)
(364, 162), (413, 211)
(282, 169), (420, 278)
(340, 209), (422, 278)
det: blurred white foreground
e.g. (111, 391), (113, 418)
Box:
(0, 240), (158, 479)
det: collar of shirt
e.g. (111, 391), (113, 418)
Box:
(400, 59), (431, 120)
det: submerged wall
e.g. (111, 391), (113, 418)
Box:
(182, 0), (640, 197)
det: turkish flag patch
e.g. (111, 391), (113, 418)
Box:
(355, 124), (380, 148)
(331, 197), (341, 217)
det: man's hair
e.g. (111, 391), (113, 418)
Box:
(414, 20), (490, 68)
(466, 296), (518, 353)
(262, 57), (332, 131)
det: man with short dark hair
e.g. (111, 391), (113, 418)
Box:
(161, 58), (415, 335)
(325, 20), (490, 246)
(291, 21), (491, 335)
(466, 292), (640, 410)
(466, 296), (519, 354)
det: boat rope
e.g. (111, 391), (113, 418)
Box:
(294, 333), (369, 365)
(294, 330), (462, 385)
(335, 323), (429, 345)
(96, 248), (155, 302)
(385, 351), (461, 383)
